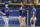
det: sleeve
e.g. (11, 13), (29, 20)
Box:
(33, 10), (36, 14)
(1, 8), (4, 12)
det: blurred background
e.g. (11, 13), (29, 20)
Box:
(0, 0), (40, 4)
(0, 0), (40, 27)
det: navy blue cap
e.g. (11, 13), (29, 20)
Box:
(32, 4), (36, 7)
(5, 2), (9, 4)
(33, 4), (36, 6)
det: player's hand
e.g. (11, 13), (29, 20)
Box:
(31, 17), (34, 21)
(3, 13), (6, 16)
(0, 11), (6, 15)
(31, 20), (34, 24)
(0, 11), (3, 14)
(32, 19), (33, 20)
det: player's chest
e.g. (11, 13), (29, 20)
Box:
(31, 11), (33, 14)
(21, 10), (25, 13)
(4, 9), (9, 12)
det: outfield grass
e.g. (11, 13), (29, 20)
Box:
(0, 26), (40, 27)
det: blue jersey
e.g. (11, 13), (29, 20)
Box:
(1, 7), (10, 16)
(19, 9), (25, 17)
(31, 8), (36, 18)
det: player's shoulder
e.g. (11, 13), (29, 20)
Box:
(34, 8), (36, 11)
(8, 7), (10, 9)
(6, 7), (10, 10)
(32, 8), (36, 11)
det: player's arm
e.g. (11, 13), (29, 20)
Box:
(0, 9), (6, 15)
(31, 13), (35, 24)
(19, 5), (23, 13)
(20, 7), (23, 10)
(0, 11), (3, 14)
(19, 2), (23, 10)
(32, 9), (36, 20)
(9, 10), (12, 14)
(32, 13), (35, 20)
(0, 11), (6, 15)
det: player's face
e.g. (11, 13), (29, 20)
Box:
(32, 6), (34, 8)
(5, 4), (8, 7)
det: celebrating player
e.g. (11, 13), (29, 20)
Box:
(30, 4), (37, 27)
(0, 2), (12, 27)
(19, 2), (26, 27)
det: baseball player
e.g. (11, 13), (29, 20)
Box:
(0, 2), (12, 27)
(19, 2), (27, 27)
(30, 4), (37, 27)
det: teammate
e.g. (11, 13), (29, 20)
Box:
(0, 2), (12, 27)
(30, 4), (37, 27)
(19, 2), (26, 27)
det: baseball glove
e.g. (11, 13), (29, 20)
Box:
(31, 20), (34, 24)
(9, 10), (12, 14)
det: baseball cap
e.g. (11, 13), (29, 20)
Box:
(5, 2), (9, 5)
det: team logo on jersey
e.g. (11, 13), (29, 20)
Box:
(4, 8), (9, 12)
